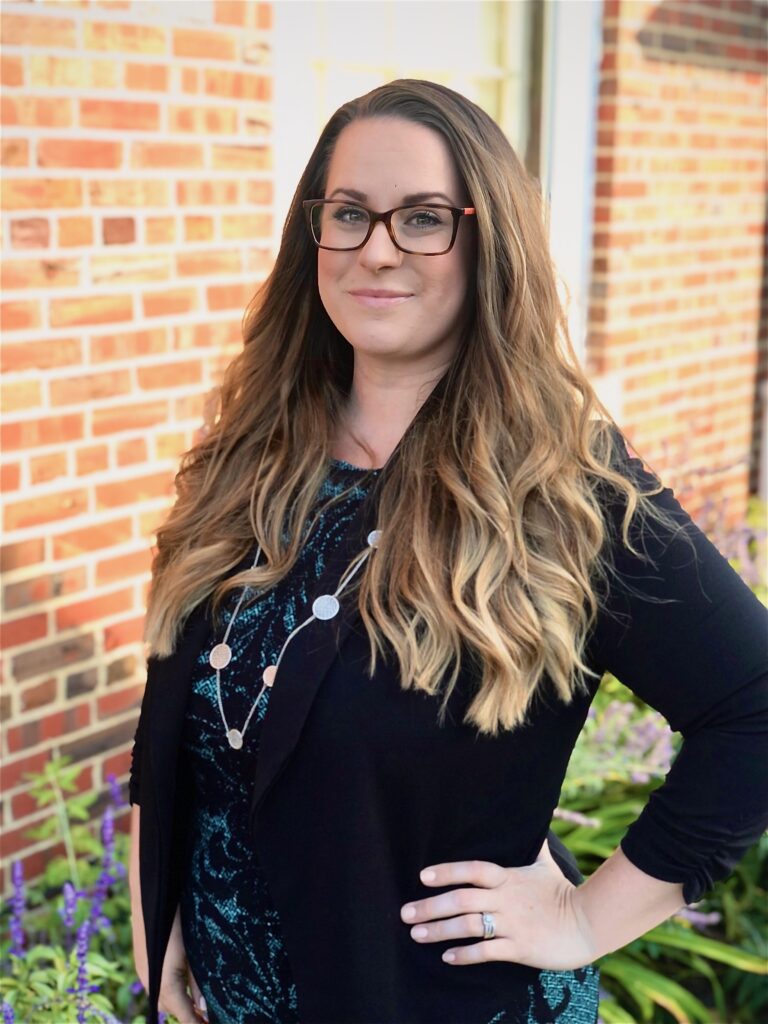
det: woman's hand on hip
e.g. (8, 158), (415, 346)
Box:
(400, 836), (596, 971)
(158, 905), (209, 1023)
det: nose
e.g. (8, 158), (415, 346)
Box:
(357, 219), (403, 270)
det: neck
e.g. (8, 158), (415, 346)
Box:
(334, 355), (451, 469)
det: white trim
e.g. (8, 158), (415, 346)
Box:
(541, 0), (604, 366)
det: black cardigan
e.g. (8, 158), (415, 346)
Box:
(130, 431), (768, 1023)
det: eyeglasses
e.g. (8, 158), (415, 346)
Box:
(302, 199), (476, 255)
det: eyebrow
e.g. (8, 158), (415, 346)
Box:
(328, 187), (457, 206)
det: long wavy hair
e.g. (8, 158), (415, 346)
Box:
(143, 78), (693, 736)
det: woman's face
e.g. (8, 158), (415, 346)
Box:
(316, 117), (474, 367)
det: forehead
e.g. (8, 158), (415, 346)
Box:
(325, 117), (462, 202)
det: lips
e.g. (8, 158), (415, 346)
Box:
(349, 289), (413, 308)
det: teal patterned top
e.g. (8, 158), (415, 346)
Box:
(178, 458), (601, 1023)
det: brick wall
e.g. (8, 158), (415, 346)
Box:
(1, 0), (274, 892)
(587, 0), (767, 518)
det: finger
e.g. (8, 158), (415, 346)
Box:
(419, 859), (508, 889)
(401, 885), (496, 925)
(410, 911), (490, 944)
(442, 937), (517, 965)
(159, 979), (198, 1024)
(187, 967), (208, 1021)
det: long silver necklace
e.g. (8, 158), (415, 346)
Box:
(209, 529), (382, 749)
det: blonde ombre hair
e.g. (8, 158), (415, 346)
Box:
(144, 79), (692, 737)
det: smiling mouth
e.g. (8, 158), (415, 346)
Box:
(349, 294), (413, 308)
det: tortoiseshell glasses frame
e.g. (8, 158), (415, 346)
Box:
(302, 199), (477, 256)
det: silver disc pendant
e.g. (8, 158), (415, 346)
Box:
(209, 643), (232, 670)
(312, 594), (340, 620)
(227, 728), (243, 749)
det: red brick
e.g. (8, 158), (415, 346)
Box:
(7, 702), (91, 753)
(1, 56), (23, 87)
(183, 215), (215, 241)
(210, 143), (271, 172)
(96, 547), (152, 585)
(58, 216), (93, 247)
(90, 326), (167, 362)
(29, 451), (68, 485)
(2, 97), (73, 132)
(49, 293), (133, 328)
(1, 257), (79, 290)
(38, 138), (122, 169)
(11, 633), (94, 684)
(176, 249), (241, 276)
(146, 217), (176, 244)
(203, 69), (271, 101)
(172, 27), (237, 61)
(208, 282), (254, 311)
(1, 336), (81, 371)
(1, 378), (42, 411)
(177, 179), (239, 205)
(27, 54), (118, 90)
(170, 106), (238, 136)
(142, 288), (197, 317)
(136, 360), (202, 389)
(103, 217), (135, 245)
(4, 566), (87, 611)
(96, 471), (173, 509)
(50, 369), (132, 406)
(4, 219), (47, 253)
(75, 444), (109, 476)
(1, 13), (77, 48)
(97, 682), (144, 720)
(18, 678), (57, 713)
(55, 588), (134, 631)
(131, 142), (204, 169)
(221, 213), (272, 239)
(2, 138), (30, 167)
(256, 3), (272, 30)
(92, 399), (168, 437)
(1, 413), (82, 450)
(1, 178), (81, 210)
(80, 98), (159, 131)
(1, 463), (21, 491)
(0, 300), (41, 332)
(115, 437), (147, 466)
(89, 178), (168, 207)
(0, 539), (45, 573)
(53, 518), (132, 559)
(1, 613), (47, 650)
(83, 21), (166, 55)
(4, 489), (88, 531)
(125, 62), (169, 92)
(0, 749), (50, 792)
(104, 615), (145, 651)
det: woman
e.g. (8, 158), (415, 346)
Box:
(129, 79), (768, 1024)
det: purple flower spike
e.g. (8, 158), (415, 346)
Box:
(72, 918), (100, 1024)
(8, 861), (26, 958)
(1, 1001), (15, 1024)
(106, 772), (127, 810)
(89, 805), (119, 935)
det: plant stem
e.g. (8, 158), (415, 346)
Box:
(49, 767), (80, 890)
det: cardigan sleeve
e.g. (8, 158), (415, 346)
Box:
(129, 667), (152, 807)
(590, 427), (768, 906)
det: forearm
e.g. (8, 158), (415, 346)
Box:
(573, 844), (686, 961)
(129, 806), (146, 948)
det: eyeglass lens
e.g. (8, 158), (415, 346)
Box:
(311, 202), (454, 254)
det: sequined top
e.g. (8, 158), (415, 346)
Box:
(178, 458), (600, 1024)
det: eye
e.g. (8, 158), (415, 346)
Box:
(405, 208), (447, 229)
(332, 204), (369, 224)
